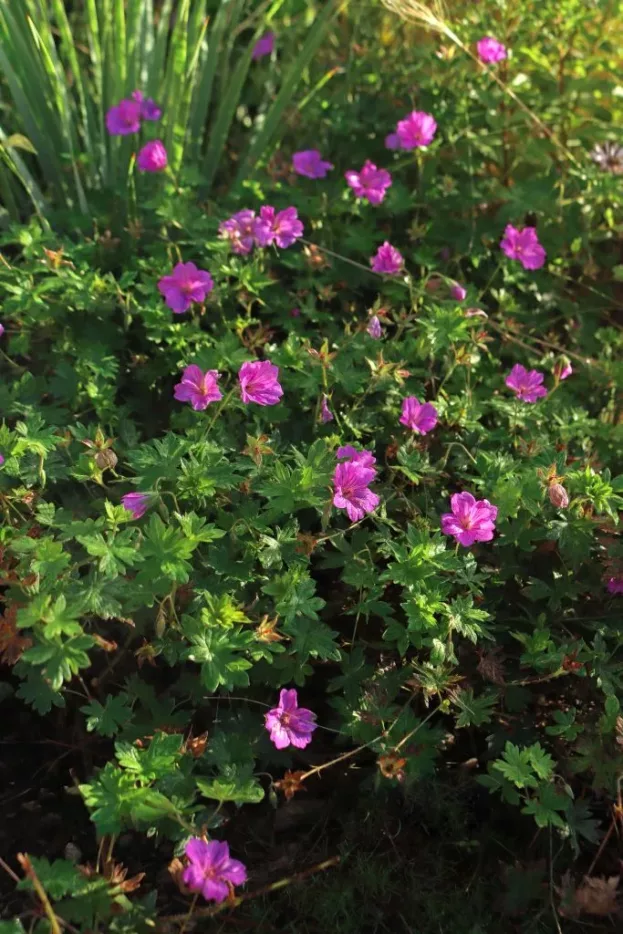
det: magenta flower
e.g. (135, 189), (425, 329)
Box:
(131, 90), (162, 121)
(292, 150), (333, 179)
(505, 364), (548, 403)
(137, 139), (168, 172)
(0, 323), (4, 337)
(500, 225), (546, 270)
(370, 241), (404, 275)
(477, 36), (508, 64)
(121, 492), (152, 520)
(182, 838), (247, 903)
(106, 98), (142, 135)
(345, 161), (392, 205)
(333, 459), (379, 522)
(387, 111), (437, 150)
(218, 210), (257, 256)
(367, 315), (383, 338)
(554, 358), (572, 381)
(265, 688), (317, 750)
(450, 283), (467, 301)
(158, 262), (214, 314)
(320, 396), (334, 423)
(337, 445), (376, 468)
(0, 454), (4, 466)
(174, 366), (222, 411)
(607, 577), (623, 595)
(254, 206), (303, 249)
(252, 31), (275, 60)
(400, 396), (438, 435)
(239, 360), (283, 406)
(441, 493), (498, 547)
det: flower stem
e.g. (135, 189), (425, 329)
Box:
(179, 891), (199, 934)
(17, 854), (63, 934)
(203, 387), (236, 439)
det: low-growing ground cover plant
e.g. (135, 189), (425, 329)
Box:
(0, 0), (622, 931)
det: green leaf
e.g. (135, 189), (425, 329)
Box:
(199, 592), (250, 629)
(77, 529), (143, 577)
(286, 617), (341, 664)
(452, 688), (498, 728)
(522, 783), (569, 829)
(17, 858), (81, 899)
(116, 732), (182, 782)
(22, 634), (94, 691)
(492, 743), (538, 789)
(81, 693), (133, 737)
(196, 765), (264, 805)
(182, 619), (253, 692)
(15, 668), (66, 714)
(139, 514), (198, 584)
(527, 743), (555, 781)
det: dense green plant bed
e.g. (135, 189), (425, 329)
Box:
(1, 0), (622, 931)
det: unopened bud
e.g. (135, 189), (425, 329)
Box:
(548, 483), (569, 509)
(94, 448), (118, 470)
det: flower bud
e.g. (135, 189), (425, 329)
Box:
(548, 483), (569, 509)
(94, 448), (118, 470)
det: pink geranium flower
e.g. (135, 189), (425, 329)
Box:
(320, 396), (334, 423)
(477, 36), (508, 64)
(183, 839), (247, 903)
(131, 90), (162, 121)
(400, 396), (438, 435)
(505, 364), (548, 402)
(253, 206), (304, 249)
(252, 31), (275, 60)
(386, 111), (437, 150)
(238, 360), (283, 406)
(554, 358), (572, 381)
(137, 139), (168, 172)
(265, 689), (317, 749)
(607, 576), (623, 595)
(158, 262), (214, 314)
(174, 366), (222, 411)
(292, 150), (333, 179)
(121, 492), (152, 520)
(441, 492), (498, 547)
(367, 315), (383, 338)
(345, 161), (392, 205)
(218, 210), (257, 256)
(337, 445), (376, 468)
(333, 460), (379, 522)
(450, 283), (467, 301)
(370, 242), (404, 275)
(106, 98), (142, 135)
(500, 225), (546, 270)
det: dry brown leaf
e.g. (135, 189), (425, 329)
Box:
(274, 770), (307, 801)
(560, 874), (620, 918)
(477, 648), (506, 685)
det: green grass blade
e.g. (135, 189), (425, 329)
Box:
(188, 0), (244, 162)
(202, 36), (255, 191)
(25, 14), (88, 212)
(151, 0), (175, 94)
(0, 8), (67, 197)
(162, 0), (190, 168)
(0, 123), (49, 222)
(235, 0), (348, 185)
(126, 0), (144, 92)
(49, 0), (96, 173)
